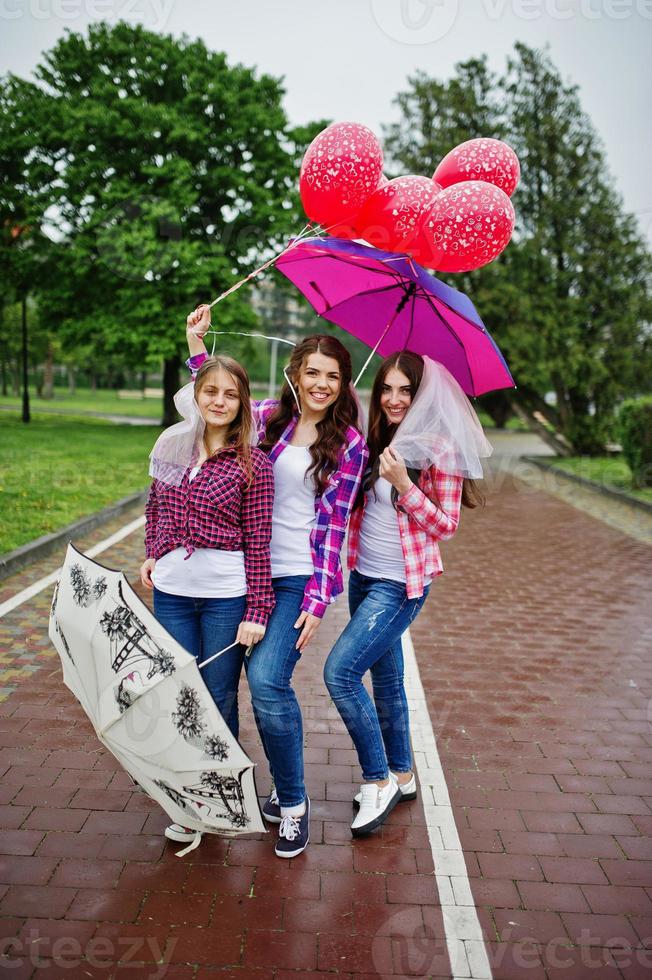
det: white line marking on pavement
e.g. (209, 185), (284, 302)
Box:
(0, 516), (146, 619)
(402, 628), (493, 980)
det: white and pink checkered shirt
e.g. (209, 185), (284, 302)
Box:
(347, 467), (464, 598)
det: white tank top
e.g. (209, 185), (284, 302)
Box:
(152, 465), (247, 598)
(355, 478), (406, 584)
(270, 445), (316, 577)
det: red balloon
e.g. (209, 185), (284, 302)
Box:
(355, 175), (442, 260)
(299, 122), (384, 228)
(434, 138), (520, 197)
(420, 181), (515, 273)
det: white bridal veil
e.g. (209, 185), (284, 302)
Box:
(390, 357), (493, 479)
(149, 382), (205, 488)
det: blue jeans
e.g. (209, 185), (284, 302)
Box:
(245, 575), (310, 808)
(153, 587), (246, 739)
(323, 569), (430, 782)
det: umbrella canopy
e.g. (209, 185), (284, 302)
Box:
(275, 236), (514, 397)
(49, 544), (265, 838)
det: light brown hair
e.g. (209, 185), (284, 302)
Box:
(194, 356), (254, 485)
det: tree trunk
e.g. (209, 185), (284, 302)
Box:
(140, 369), (147, 398)
(43, 339), (55, 399)
(162, 355), (180, 427)
(478, 391), (514, 429)
(90, 371), (97, 392)
(509, 399), (573, 456)
(68, 366), (76, 394)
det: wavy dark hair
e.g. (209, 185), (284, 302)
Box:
(360, 350), (484, 509)
(194, 356), (254, 486)
(259, 335), (360, 495)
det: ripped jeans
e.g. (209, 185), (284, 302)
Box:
(323, 569), (430, 782)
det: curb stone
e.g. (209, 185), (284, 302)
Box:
(521, 455), (652, 515)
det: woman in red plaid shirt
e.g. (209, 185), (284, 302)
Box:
(185, 306), (368, 857)
(140, 354), (275, 843)
(324, 350), (491, 836)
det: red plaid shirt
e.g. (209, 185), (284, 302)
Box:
(145, 447), (275, 626)
(347, 467), (463, 598)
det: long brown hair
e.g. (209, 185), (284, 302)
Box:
(259, 334), (360, 495)
(194, 356), (254, 486)
(362, 350), (484, 509)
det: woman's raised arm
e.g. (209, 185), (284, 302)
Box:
(186, 304), (211, 358)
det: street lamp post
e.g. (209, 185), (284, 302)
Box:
(21, 292), (30, 424)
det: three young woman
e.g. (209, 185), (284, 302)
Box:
(184, 306), (368, 857)
(140, 353), (274, 844)
(145, 308), (488, 851)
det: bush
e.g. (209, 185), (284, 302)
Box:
(617, 397), (652, 488)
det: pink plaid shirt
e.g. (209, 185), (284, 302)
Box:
(145, 447), (275, 626)
(347, 467), (463, 598)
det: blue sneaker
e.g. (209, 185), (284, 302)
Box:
(274, 798), (310, 858)
(262, 786), (281, 824)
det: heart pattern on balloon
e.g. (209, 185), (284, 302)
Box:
(354, 175), (442, 259)
(299, 122), (384, 228)
(433, 137), (520, 197)
(421, 181), (515, 273)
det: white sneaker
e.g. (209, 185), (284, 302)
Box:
(351, 776), (401, 836)
(165, 823), (201, 843)
(353, 772), (417, 808)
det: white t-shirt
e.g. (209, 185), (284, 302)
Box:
(151, 464), (247, 598)
(356, 477), (407, 584)
(270, 445), (316, 577)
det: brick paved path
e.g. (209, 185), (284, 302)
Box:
(0, 466), (651, 979)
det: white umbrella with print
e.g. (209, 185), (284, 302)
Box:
(49, 543), (265, 848)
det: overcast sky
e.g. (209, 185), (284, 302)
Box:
(2, 0), (651, 242)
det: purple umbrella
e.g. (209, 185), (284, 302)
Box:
(275, 236), (514, 396)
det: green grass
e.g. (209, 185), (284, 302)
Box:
(0, 387), (164, 419)
(0, 384), (276, 420)
(0, 413), (162, 553)
(546, 455), (652, 504)
(476, 410), (529, 432)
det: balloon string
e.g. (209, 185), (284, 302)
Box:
(202, 330), (297, 355)
(207, 222), (317, 310)
(201, 330), (302, 415)
(205, 216), (354, 310)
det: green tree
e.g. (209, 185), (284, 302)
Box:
(385, 46), (652, 453)
(13, 21), (318, 424)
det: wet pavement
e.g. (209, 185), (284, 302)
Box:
(0, 435), (651, 979)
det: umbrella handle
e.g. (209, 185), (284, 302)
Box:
(196, 641), (240, 670)
(353, 284), (417, 389)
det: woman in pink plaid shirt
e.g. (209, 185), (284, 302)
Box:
(140, 353), (275, 845)
(324, 350), (490, 836)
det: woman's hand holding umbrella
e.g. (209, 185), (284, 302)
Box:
(236, 621), (266, 648)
